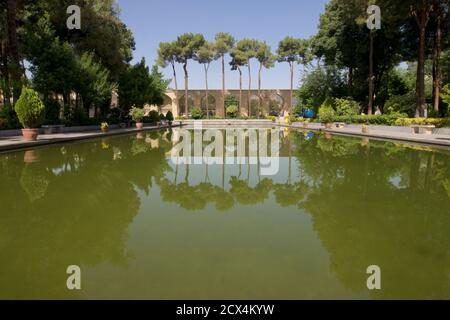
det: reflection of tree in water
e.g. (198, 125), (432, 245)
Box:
(292, 132), (450, 299)
(0, 130), (173, 299)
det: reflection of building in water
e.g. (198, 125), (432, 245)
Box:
(169, 128), (281, 176)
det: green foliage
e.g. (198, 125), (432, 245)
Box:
(226, 105), (239, 118)
(225, 95), (240, 109)
(145, 110), (160, 124)
(441, 85), (450, 114)
(42, 98), (61, 125)
(395, 117), (450, 128)
(14, 87), (45, 128)
(318, 109), (335, 124)
(384, 92), (416, 117)
(159, 113), (166, 121)
(119, 59), (168, 118)
(129, 107), (145, 122)
(215, 33), (235, 56)
(334, 98), (360, 116)
(166, 111), (174, 122)
(191, 107), (204, 120)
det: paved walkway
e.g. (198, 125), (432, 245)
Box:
(281, 123), (450, 148)
(0, 125), (177, 152)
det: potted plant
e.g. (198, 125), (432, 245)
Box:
(362, 124), (369, 134)
(101, 122), (109, 133)
(14, 87), (45, 141)
(166, 111), (174, 126)
(319, 110), (334, 129)
(130, 107), (145, 129)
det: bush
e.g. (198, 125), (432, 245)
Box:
(166, 111), (174, 122)
(318, 99), (335, 123)
(145, 110), (160, 124)
(0, 117), (7, 130)
(225, 95), (240, 109)
(330, 113), (408, 126)
(14, 87), (45, 128)
(129, 107), (145, 122)
(159, 113), (166, 121)
(43, 98), (61, 125)
(334, 98), (360, 116)
(191, 107), (203, 120)
(385, 93), (416, 116)
(395, 117), (450, 128)
(226, 105), (239, 118)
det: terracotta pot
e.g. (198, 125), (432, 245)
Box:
(362, 127), (369, 134)
(101, 128), (109, 133)
(22, 128), (39, 141)
(136, 122), (144, 129)
(324, 122), (333, 129)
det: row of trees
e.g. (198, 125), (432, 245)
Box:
(158, 1), (450, 119)
(157, 33), (312, 117)
(0, 0), (168, 128)
(305, 0), (450, 118)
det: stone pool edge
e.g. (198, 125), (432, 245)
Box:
(0, 124), (180, 153)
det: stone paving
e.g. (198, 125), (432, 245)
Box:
(282, 122), (450, 148)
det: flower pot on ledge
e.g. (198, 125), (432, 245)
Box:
(324, 122), (333, 129)
(136, 122), (144, 129)
(22, 128), (39, 141)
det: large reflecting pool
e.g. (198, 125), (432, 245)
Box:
(0, 128), (449, 299)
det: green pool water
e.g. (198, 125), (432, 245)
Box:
(0, 128), (449, 300)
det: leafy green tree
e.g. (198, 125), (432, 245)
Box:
(277, 37), (308, 113)
(175, 33), (205, 115)
(118, 58), (168, 120)
(255, 41), (275, 117)
(157, 41), (180, 105)
(195, 41), (218, 118)
(215, 32), (235, 116)
(230, 48), (248, 116)
(236, 39), (258, 115)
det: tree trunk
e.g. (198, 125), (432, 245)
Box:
(171, 62), (179, 115)
(6, 0), (21, 105)
(416, 26), (427, 117)
(183, 62), (188, 116)
(204, 64), (209, 119)
(368, 30), (375, 115)
(239, 67), (243, 116)
(222, 55), (225, 118)
(411, 2), (432, 118)
(289, 62), (294, 115)
(432, 4), (442, 114)
(247, 62), (252, 116)
(258, 63), (262, 119)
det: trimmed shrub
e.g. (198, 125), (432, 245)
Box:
(14, 87), (45, 128)
(395, 117), (450, 128)
(145, 110), (160, 124)
(226, 105), (239, 118)
(318, 99), (336, 123)
(191, 107), (204, 120)
(159, 113), (166, 121)
(166, 111), (174, 122)
(334, 98), (360, 116)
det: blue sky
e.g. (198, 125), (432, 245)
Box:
(116, 0), (329, 89)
